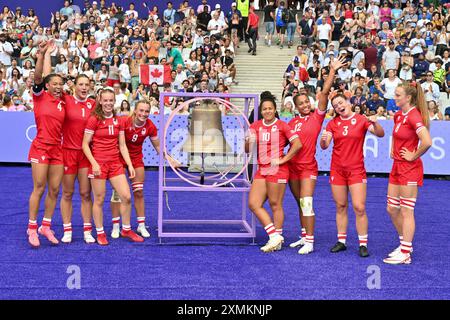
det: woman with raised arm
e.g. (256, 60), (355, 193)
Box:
(288, 56), (347, 255)
(27, 40), (65, 247)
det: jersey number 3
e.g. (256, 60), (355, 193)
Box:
(342, 126), (349, 136)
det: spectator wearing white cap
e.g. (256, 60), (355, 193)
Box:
(212, 4), (226, 24)
(94, 22), (110, 43)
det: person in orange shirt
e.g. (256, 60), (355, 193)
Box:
(146, 32), (160, 62)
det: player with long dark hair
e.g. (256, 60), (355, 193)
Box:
(288, 56), (347, 254)
(246, 92), (301, 253)
(27, 40), (65, 247)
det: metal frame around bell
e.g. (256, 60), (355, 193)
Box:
(157, 92), (259, 242)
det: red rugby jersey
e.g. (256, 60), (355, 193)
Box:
(122, 116), (158, 160)
(84, 115), (124, 162)
(392, 107), (425, 163)
(325, 113), (373, 170)
(62, 95), (96, 150)
(32, 85), (65, 145)
(288, 109), (326, 165)
(249, 118), (298, 167)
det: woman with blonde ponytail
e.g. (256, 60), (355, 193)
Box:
(383, 82), (432, 265)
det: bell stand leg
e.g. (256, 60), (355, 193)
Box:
(200, 152), (205, 185)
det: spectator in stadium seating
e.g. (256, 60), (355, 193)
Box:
(428, 100), (443, 121)
(445, 106), (450, 120)
(421, 71), (440, 103)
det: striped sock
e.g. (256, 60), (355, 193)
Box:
(338, 233), (347, 245)
(112, 217), (120, 228)
(63, 223), (72, 233)
(301, 228), (306, 239)
(83, 223), (93, 232)
(358, 234), (368, 247)
(264, 223), (277, 238)
(400, 241), (413, 254)
(276, 229), (283, 235)
(42, 218), (52, 228)
(305, 235), (314, 244)
(96, 227), (105, 235)
(122, 224), (131, 232)
(137, 217), (146, 227)
(28, 220), (38, 230)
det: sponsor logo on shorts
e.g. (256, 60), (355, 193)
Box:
(88, 174), (95, 179)
(362, 179), (367, 184)
(64, 166), (68, 171)
(278, 179), (287, 183)
(331, 176), (335, 181)
(407, 181), (418, 185)
(41, 156), (46, 160)
(310, 175), (317, 180)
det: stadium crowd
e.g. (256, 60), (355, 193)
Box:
(270, 0), (450, 121)
(0, 0), (249, 115)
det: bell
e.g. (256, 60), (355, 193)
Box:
(182, 100), (232, 154)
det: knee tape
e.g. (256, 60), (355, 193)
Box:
(131, 182), (144, 193)
(300, 197), (314, 217)
(110, 189), (122, 203)
(387, 195), (401, 209)
(400, 197), (416, 210)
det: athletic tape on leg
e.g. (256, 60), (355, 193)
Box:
(387, 195), (401, 209)
(300, 197), (314, 217)
(400, 197), (416, 210)
(110, 189), (122, 203)
(132, 182), (144, 193)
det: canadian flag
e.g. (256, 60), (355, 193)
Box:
(139, 65), (171, 85)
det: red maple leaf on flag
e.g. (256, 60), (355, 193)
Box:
(151, 68), (163, 78)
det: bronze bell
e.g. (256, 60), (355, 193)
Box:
(182, 100), (232, 154)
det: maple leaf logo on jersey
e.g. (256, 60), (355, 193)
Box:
(351, 118), (356, 125)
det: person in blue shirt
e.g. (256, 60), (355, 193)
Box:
(366, 92), (385, 113)
(445, 106), (450, 120)
(60, 0), (75, 17)
(386, 98), (399, 117)
(413, 54), (430, 79)
(369, 77), (385, 99)
(163, 2), (176, 26)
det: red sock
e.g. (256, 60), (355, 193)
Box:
(264, 223), (276, 237)
(301, 228), (306, 238)
(63, 223), (72, 233)
(28, 220), (38, 230)
(42, 218), (51, 228)
(83, 223), (93, 232)
(96, 227), (105, 236)
(400, 241), (412, 254)
(338, 233), (347, 244)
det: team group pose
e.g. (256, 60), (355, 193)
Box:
(27, 43), (432, 263)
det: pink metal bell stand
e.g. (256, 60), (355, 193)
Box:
(157, 92), (259, 242)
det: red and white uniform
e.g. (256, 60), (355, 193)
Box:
(325, 113), (373, 186)
(288, 109), (326, 180)
(28, 84), (65, 165)
(389, 107), (425, 186)
(121, 116), (158, 168)
(249, 118), (298, 183)
(85, 115), (125, 180)
(62, 95), (96, 174)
